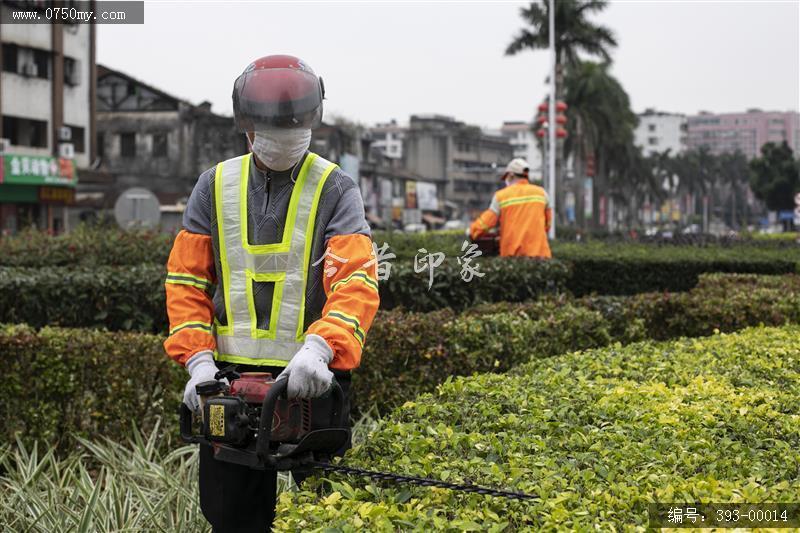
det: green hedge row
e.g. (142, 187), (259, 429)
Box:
(0, 260), (570, 328)
(1, 254), (795, 330)
(3, 227), (796, 268)
(354, 273), (800, 412)
(275, 325), (800, 530)
(0, 264), (167, 332)
(3, 273), (797, 446)
(378, 258), (570, 311)
(0, 226), (173, 267)
(0, 324), (183, 447)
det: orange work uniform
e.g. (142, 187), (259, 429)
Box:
(470, 178), (552, 258)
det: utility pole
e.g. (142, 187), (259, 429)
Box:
(547, 0), (556, 239)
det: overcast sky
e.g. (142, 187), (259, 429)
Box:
(98, 1), (800, 129)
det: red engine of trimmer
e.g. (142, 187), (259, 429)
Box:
(180, 367), (349, 471)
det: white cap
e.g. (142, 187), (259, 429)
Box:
(505, 158), (529, 176)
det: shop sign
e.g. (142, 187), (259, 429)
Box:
(0, 154), (77, 188)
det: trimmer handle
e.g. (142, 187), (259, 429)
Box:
(179, 403), (201, 444)
(255, 377), (345, 463)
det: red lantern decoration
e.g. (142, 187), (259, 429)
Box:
(556, 101), (568, 112)
(556, 128), (567, 138)
(536, 128), (546, 138)
(537, 102), (548, 113)
(555, 113), (567, 125)
(586, 154), (596, 177)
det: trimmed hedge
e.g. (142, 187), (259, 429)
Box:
(354, 273), (800, 413)
(565, 256), (797, 296)
(3, 274), (796, 448)
(0, 324), (183, 447)
(0, 260), (570, 329)
(554, 241), (799, 295)
(0, 226), (172, 267)
(2, 228), (798, 318)
(378, 258), (570, 311)
(2, 226), (796, 268)
(2, 256), (795, 331)
(275, 325), (800, 530)
(0, 264), (167, 332)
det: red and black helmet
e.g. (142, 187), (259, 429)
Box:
(232, 55), (324, 131)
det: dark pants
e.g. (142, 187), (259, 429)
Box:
(199, 366), (351, 533)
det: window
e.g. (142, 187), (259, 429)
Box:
(648, 124), (656, 132)
(65, 124), (85, 153)
(97, 132), (105, 158)
(64, 57), (80, 86)
(152, 132), (168, 157)
(2, 116), (48, 148)
(120, 132), (136, 157)
(2, 44), (17, 73)
(648, 137), (658, 146)
(5, 45), (50, 79)
(32, 49), (50, 79)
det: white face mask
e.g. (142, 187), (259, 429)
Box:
(250, 129), (311, 171)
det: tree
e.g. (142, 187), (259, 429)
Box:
(749, 141), (799, 213)
(506, 1), (617, 76)
(506, 1), (617, 227)
(561, 61), (638, 228)
(718, 151), (749, 229)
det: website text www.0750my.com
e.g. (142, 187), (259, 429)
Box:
(11, 6), (125, 23)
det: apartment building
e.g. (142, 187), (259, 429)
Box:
(0, 6), (96, 233)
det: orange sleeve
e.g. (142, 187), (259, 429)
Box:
(306, 234), (380, 371)
(470, 209), (499, 240)
(545, 207), (553, 232)
(163, 230), (217, 366)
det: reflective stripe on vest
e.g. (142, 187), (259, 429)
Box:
(213, 152), (337, 366)
(498, 195), (547, 209)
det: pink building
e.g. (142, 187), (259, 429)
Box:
(686, 109), (800, 159)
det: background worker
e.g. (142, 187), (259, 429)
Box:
(469, 158), (552, 258)
(164, 55), (380, 532)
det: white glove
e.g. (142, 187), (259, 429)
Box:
(183, 351), (226, 412)
(281, 334), (334, 399)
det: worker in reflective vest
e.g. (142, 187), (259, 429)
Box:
(164, 55), (380, 532)
(469, 158), (552, 258)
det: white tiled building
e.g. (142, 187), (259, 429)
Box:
(634, 109), (687, 156)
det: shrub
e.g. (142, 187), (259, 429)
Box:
(0, 225), (173, 267)
(0, 264), (167, 332)
(353, 302), (617, 413)
(2, 228), (798, 318)
(2, 273), (797, 446)
(0, 324), (182, 447)
(275, 325), (800, 530)
(355, 273), (799, 414)
(379, 258), (571, 311)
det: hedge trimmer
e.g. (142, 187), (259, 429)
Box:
(180, 368), (537, 501)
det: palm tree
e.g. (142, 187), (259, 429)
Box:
(507, 1), (617, 229)
(561, 61), (637, 228)
(506, 0), (618, 83)
(718, 151), (749, 229)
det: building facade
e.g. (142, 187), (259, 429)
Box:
(0, 4), (96, 234)
(368, 119), (405, 160)
(686, 109), (800, 159)
(500, 121), (543, 179)
(403, 114), (513, 219)
(634, 109), (687, 156)
(93, 65), (246, 230)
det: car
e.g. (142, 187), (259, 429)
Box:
(443, 220), (466, 230)
(403, 223), (427, 233)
